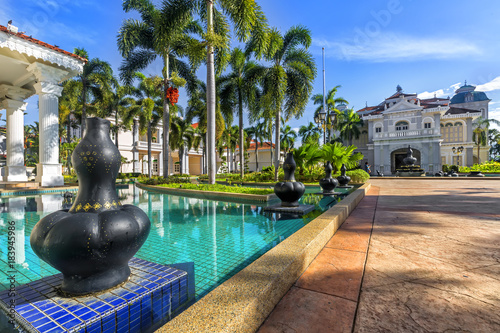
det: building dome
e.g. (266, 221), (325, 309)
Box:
(450, 83), (490, 104)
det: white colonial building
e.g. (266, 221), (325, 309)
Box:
(0, 23), (86, 186)
(353, 84), (490, 175)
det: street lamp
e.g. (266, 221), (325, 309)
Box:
(452, 146), (464, 165)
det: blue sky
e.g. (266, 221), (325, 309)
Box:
(2, 0), (500, 135)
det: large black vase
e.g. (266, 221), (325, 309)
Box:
(30, 118), (151, 295)
(319, 161), (338, 194)
(337, 164), (351, 186)
(274, 153), (305, 207)
(403, 145), (417, 166)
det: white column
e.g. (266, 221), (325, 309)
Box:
(28, 62), (69, 187)
(3, 99), (28, 181)
(33, 82), (64, 186)
(132, 120), (140, 173)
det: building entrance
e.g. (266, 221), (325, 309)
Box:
(391, 148), (421, 173)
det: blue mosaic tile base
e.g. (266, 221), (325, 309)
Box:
(0, 258), (188, 333)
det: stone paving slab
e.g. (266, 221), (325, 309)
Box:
(258, 179), (500, 333)
(354, 179), (500, 333)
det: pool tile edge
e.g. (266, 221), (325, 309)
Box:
(156, 182), (371, 333)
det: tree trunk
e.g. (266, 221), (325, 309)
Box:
(227, 145), (230, 172)
(238, 89), (244, 178)
(163, 56), (170, 178)
(274, 108), (281, 181)
(115, 110), (119, 148)
(255, 142), (259, 171)
(206, 0), (216, 184)
(477, 139), (480, 164)
(81, 82), (87, 136)
(67, 113), (71, 143)
(148, 122), (152, 178)
(270, 131), (273, 170)
(179, 145), (184, 175)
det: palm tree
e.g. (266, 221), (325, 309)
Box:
(472, 117), (500, 164)
(311, 85), (348, 142)
(59, 79), (82, 143)
(250, 26), (317, 180)
(170, 116), (195, 174)
(118, 0), (201, 178)
(97, 82), (136, 148)
(337, 108), (364, 146)
(186, 79), (227, 173)
(73, 48), (114, 136)
(128, 73), (163, 178)
(188, 0), (269, 184)
(219, 47), (261, 178)
(245, 122), (266, 171)
(280, 125), (297, 153)
(321, 142), (363, 174)
(299, 122), (321, 145)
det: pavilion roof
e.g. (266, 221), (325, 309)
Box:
(0, 25), (87, 62)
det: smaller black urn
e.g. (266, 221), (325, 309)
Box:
(319, 161), (338, 194)
(337, 164), (351, 186)
(403, 145), (417, 166)
(274, 153), (305, 207)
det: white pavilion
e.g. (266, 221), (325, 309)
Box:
(0, 22), (85, 187)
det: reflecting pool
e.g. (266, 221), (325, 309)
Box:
(0, 185), (348, 300)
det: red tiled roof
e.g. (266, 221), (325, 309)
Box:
(0, 25), (87, 62)
(191, 123), (199, 129)
(235, 141), (275, 150)
(385, 92), (416, 100)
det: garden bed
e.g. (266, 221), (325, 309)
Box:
(136, 183), (277, 203)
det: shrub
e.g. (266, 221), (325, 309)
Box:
(345, 169), (370, 183)
(139, 175), (190, 185)
(442, 164), (450, 173)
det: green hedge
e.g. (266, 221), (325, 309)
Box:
(157, 183), (273, 195)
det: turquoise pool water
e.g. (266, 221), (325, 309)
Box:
(0, 185), (347, 300)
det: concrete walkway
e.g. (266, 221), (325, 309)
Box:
(258, 179), (500, 332)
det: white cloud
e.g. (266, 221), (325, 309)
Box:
(314, 33), (482, 62)
(476, 76), (500, 92)
(418, 82), (461, 99)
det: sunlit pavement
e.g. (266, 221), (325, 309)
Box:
(258, 178), (500, 333)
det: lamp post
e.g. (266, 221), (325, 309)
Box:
(452, 146), (464, 166)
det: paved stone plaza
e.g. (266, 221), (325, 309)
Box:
(259, 178), (500, 332)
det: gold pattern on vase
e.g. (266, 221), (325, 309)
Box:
(74, 200), (122, 212)
(78, 146), (99, 173)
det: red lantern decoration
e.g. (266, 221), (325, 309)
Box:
(166, 87), (179, 106)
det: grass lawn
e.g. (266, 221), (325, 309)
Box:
(157, 183), (274, 195)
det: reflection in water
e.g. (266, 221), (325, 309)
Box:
(0, 185), (345, 299)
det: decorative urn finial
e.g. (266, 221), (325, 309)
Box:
(30, 118), (151, 295)
(319, 161), (338, 194)
(337, 164), (351, 186)
(274, 153), (305, 207)
(403, 145), (417, 166)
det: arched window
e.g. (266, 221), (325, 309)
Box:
(441, 122), (463, 143)
(395, 121), (409, 131)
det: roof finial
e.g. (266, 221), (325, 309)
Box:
(434, 93), (436, 98)
(396, 85), (403, 93)
(365, 101), (368, 108)
(465, 79), (467, 86)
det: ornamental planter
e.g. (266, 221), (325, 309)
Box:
(337, 164), (351, 187)
(30, 118), (151, 295)
(319, 161), (338, 194)
(274, 153), (305, 207)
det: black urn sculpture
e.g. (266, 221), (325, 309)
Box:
(337, 164), (351, 186)
(403, 145), (417, 166)
(319, 161), (339, 194)
(30, 118), (151, 295)
(274, 153), (305, 207)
